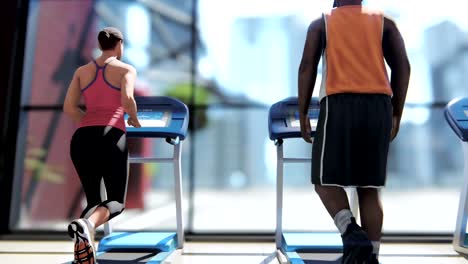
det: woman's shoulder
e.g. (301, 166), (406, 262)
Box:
(108, 60), (137, 75)
(74, 62), (96, 78)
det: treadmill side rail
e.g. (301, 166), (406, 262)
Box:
(454, 142), (468, 255)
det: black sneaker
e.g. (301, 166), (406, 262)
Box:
(341, 217), (373, 264)
(365, 254), (380, 264)
(68, 219), (97, 264)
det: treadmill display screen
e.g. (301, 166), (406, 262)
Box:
(289, 109), (318, 129)
(289, 119), (317, 129)
(126, 111), (171, 128)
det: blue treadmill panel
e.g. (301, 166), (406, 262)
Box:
(98, 232), (177, 252)
(445, 97), (468, 142)
(283, 233), (342, 253)
(269, 97), (320, 140)
(126, 96), (189, 140)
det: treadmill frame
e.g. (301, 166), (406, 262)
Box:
(101, 137), (185, 248)
(274, 138), (359, 263)
(453, 142), (468, 255)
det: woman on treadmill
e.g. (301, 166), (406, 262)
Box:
(63, 27), (141, 264)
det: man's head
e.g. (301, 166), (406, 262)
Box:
(333, 0), (363, 7)
(98, 27), (124, 59)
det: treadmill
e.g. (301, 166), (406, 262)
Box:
(269, 97), (357, 264)
(445, 97), (468, 256)
(96, 96), (189, 263)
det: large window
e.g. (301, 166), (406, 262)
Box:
(11, 0), (467, 234)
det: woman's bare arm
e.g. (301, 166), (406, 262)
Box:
(63, 69), (85, 123)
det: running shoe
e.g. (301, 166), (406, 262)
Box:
(68, 219), (97, 264)
(341, 217), (373, 264)
(365, 254), (380, 264)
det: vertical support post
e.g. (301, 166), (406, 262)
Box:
(174, 141), (184, 248)
(276, 140), (284, 249)
(454, 142), (468, 252)
(101, 178), (112, 236)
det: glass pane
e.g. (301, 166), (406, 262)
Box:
(21, 0), (96, 106)
(13, 0), (194, 231)
(12, 111), (79, 230)
(194, 0), (467, 233)
(196, 1), (331, 106)
(191, 108), (275, 232)
(23, 0), (193, 106)
(384, 106), (463, 232)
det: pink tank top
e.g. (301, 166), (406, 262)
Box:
(79, 60), (126, 132)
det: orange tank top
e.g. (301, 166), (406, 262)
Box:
(319, 6), (392, 101)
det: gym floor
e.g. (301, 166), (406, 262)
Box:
(0, 240), (467, 264)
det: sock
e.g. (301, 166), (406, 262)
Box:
(84, 218), (95, 231)
(334, 209), (353, 234)
(371, 241), (380, 255)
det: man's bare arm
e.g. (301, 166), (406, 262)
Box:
(298, 17), (325, 142)
(383, 17), (411, 121)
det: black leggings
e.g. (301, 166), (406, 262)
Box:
(70, 126), (128, 221)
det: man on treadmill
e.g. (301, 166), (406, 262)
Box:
(298, 0), (410, 263)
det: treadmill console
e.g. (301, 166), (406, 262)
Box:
(288, 109), (319, 130)
(125, 96), (189, 139)
(268, 97), (320, 141)
(126, 110), (171, 128)
(445, 97), (468, 142)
